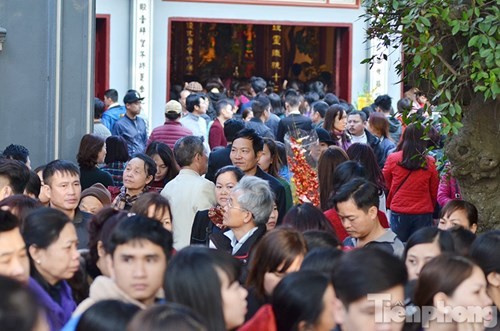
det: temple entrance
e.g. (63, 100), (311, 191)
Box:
(95, 15), (110, 100)
(167, 19), (352, 101)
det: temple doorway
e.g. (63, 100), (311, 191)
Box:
(95, 15), (110, 100)
(167, 19), (351, 101)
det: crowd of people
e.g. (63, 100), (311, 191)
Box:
(0, 76), (498, 331)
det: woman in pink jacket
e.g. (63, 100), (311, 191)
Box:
(383, 123), (439, 242)
(437, 162), (462, 207)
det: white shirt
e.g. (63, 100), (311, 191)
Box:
(351, 132), (368, 144)
(180, 113), (210, 152)
(161, 169), (216, 250)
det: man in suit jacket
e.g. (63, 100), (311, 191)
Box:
(161, 136), (216, 250)
(276, 90), (313, 142)
(206, 119), (245, 183)
(230, 128), (288, 225)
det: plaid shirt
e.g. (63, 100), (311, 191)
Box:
(101, 161), (125, 187)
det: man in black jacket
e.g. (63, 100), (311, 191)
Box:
(347, 111), (385, 168)
(229, 128), (287, 225)
(276, 90), (313, 142)
(205, 119), (245, 182)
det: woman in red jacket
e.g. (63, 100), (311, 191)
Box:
(383, 123), (438, 242)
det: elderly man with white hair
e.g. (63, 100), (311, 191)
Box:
(209, 176), (274, 265)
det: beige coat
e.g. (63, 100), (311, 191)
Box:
(72, 276), (146, 316)
(161, 169), (216, 250)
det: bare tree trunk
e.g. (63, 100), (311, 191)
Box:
(446, 97), (500, 231)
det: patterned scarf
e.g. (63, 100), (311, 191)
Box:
(111, 185), (149, 211)
(208, 205), (227, 230)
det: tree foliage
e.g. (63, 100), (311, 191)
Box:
(361, 0), (499, 134)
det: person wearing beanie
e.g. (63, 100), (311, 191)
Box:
(79, 183), (112, 214)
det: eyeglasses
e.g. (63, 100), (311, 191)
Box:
(227, 199), (248, 213)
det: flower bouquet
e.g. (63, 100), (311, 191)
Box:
(284, 129), (320, 206)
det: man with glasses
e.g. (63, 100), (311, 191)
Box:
(210, 176), (273, 264)
(112, 91), (148, 157)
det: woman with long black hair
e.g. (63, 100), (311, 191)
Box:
(144, 141), (179, 192)
(77, 134), (114, 190)
(164, 247), (248, 331)
(323, 105), (351, 151)
(383, 123), (439, 242)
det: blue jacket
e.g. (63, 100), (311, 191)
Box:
(101, 105), (126, 131)
(112, 114), (148, 157)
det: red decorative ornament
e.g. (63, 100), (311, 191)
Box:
(287, 136), (320, 206)
(208, 205), (227, 230)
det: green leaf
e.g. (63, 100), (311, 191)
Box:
(414, 54), (422, 66)
(402, 16), (412, 25)
(442, 116), (451, 126)
(361, 57), (374, 64)
(420, 16), (431, 27)
(435, 102), (449, 113)
(492, 81), (500, 96)
(443, 7), (450, 17)
(488, 25), (497, 36)
(479, 48), (492, 57)
(486, 53), (494, 65)
(442, 126), (451, 135)
(449, 104), (455, 116)
(488, 37), (497, 49)
(452, 24), (460, 35)
(489, 71), (496, 83)
(468, 35), (480, 47)
(445, 89), (451, 100)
